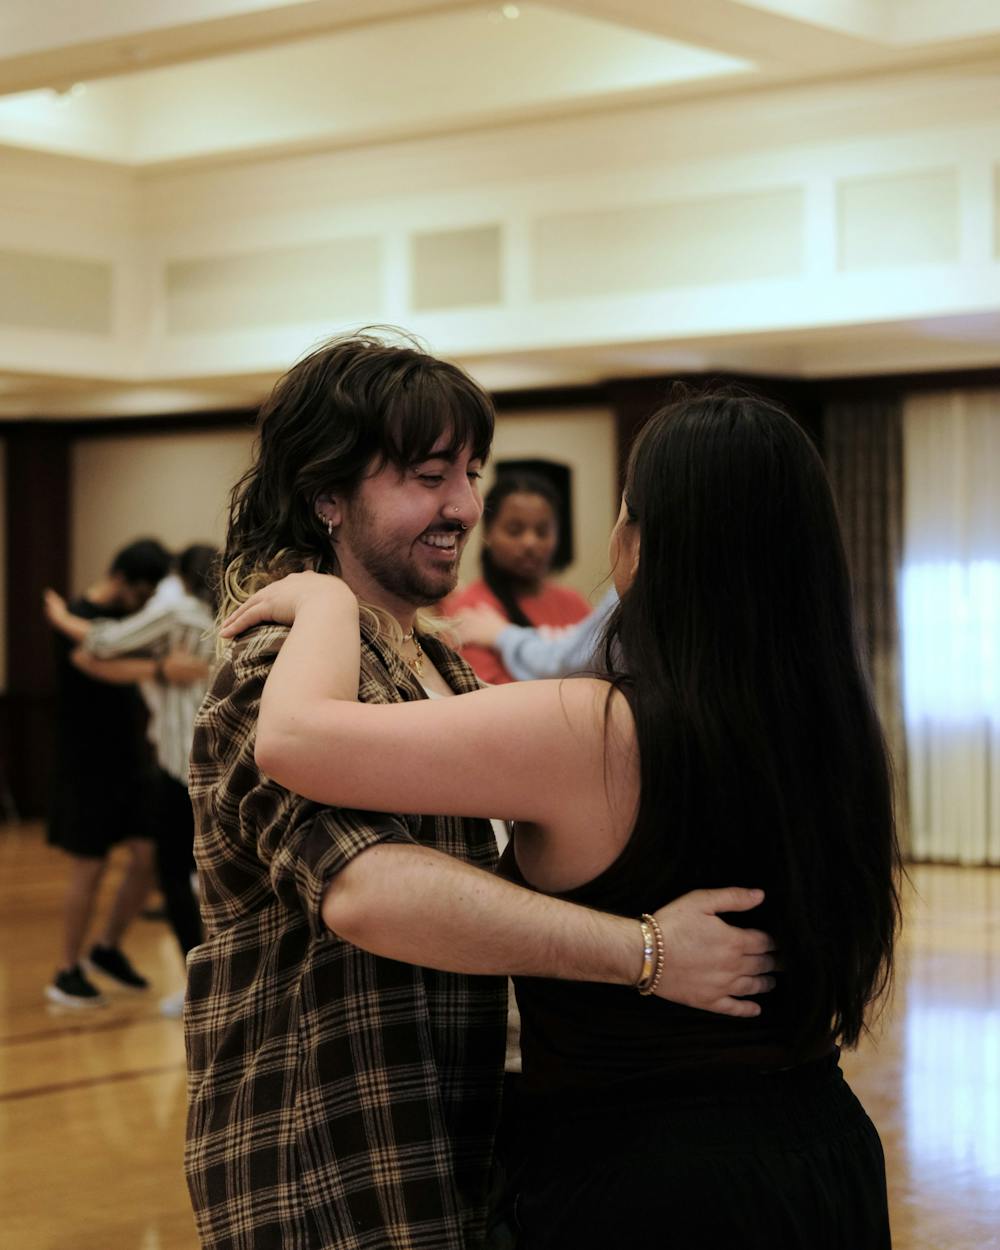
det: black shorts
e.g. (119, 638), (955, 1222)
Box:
(47, 769), (154, 860)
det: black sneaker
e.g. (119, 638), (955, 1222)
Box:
(45, 965), (107, 1008)
(86, 945), (150, 991)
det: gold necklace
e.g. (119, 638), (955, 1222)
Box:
(401, 629), (425, 679)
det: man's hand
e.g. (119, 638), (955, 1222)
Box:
(69, 646), (99, 676)
(160, 650), (210, 686)
(651, 887), (777, 1017)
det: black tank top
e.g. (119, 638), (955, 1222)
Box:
(499, 843), (833, 1096)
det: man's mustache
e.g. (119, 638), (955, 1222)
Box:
(421, 522), (469, 535)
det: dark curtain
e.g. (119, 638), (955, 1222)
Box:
(824, 399), (909, 854)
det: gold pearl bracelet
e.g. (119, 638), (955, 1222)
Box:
(636, 912), (665, 997)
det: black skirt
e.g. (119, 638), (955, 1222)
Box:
(502, 1054), (890, 1250)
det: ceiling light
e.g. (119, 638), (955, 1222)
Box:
(502, 4), (520, 16)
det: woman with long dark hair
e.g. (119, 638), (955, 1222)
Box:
(224, 389), (900, 1248)
(445, 472), (591, 683)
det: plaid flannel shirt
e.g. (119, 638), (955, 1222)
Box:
(184, 620), (506, 1250)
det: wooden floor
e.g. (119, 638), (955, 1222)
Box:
(1, 825), (998, 1250)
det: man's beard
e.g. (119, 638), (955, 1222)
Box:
(343, 501), (461, 607)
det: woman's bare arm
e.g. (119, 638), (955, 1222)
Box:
(238, 576), (628, 830)
(225, 572), (777, 1016)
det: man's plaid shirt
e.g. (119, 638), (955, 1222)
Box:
(185, 620), (507, 1250)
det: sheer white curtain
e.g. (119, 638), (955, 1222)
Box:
(902, 390), (1000, 864)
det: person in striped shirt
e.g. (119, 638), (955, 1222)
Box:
(45, 545), (219, 1015)
(42, 538), (171, 1007)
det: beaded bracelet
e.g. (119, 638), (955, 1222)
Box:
(636, 912), (665, 996)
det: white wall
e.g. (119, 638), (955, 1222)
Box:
(70, 427), (253, 590)
(460, 407), (619, 603)
(66, 409), (618, 602)
(6, 62), (1000, 398)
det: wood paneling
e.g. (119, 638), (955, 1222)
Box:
(4, 427), (69, 818)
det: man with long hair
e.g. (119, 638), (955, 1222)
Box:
(186, 331), (777, 1250)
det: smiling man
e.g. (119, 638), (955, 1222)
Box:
(185, 331), (776, 1250)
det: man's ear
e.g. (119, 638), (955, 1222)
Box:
(315, 493), (342, 530)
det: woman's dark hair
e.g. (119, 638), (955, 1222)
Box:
(602, 387), (901, 1050)
(179, 544), (221, 611)
(222, 328), (494, 613)
(110, 538), (171, 588)
(481, 472), (563, 627)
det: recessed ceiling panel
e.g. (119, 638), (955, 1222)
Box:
(165, 237), (384, 333)
(532, 188), (804, 300)
(0, 4), (751, 165)
(838, 169), (959, 271)
(412, 225), (503, 311)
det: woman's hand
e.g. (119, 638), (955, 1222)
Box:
(43, 589), (91, 643)
(220, 571), (355, 638)
(453, 604), (509, 649)
(42, 587), (70, 628)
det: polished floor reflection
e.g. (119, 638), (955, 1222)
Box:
(1, 826), (998, 1249)
(0, 824), (191, 1250)
(842, 864), (1000, 1250)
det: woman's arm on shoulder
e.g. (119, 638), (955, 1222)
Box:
(226, 571), (634, 825)
(258, 666), (629, 826)
(42, 590), (91, 643)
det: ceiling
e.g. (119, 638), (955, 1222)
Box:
(3, 1), (1000, 416)
(4, 1), (1000, 169)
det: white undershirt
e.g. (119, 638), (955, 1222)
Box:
(422, 685), (522, 1073)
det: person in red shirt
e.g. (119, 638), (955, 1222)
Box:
(445, 472), (591, 683)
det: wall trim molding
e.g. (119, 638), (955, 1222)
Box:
(3, 361), (1000, 438)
